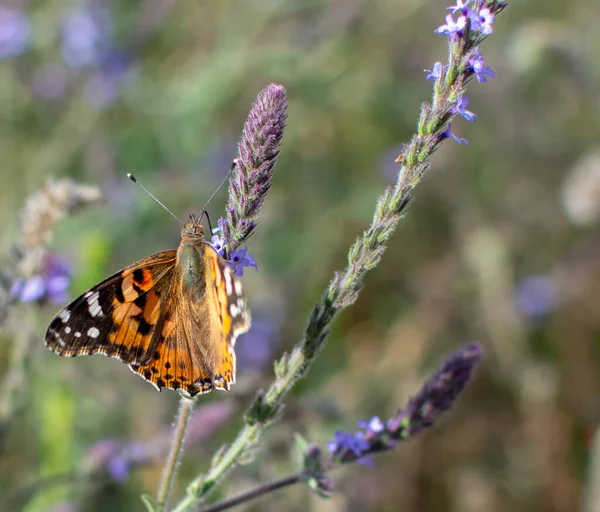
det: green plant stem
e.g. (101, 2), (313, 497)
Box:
(156, 397), (194, 512)
(198, 471), (307, 512)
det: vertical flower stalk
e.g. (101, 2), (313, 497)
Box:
(221, 83), (288, 256)
(156, 85), (287, 512)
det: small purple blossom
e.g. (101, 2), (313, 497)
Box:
(454, 96), (477, 122)
(440, 124), (468, 145)
(229, 247), (258, 276)
(469, 7), (495, 35)
(514, 275), (559, 321)
(434, 14), (466, 39)
(469, 52), (495, 83)
(327, 430), (369, 458)
(446, 0), (471, 14)
(61, 7), (111, 69)
(357, 416), (385, 435)
(210, 234), (226, 257)
(424, 61), (444, 82)
(11, 254), (71, 304)
(83, 51), (136, 109)
(0, 7), (30, 59)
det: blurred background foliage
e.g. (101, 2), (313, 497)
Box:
(1, 0), (600, 511)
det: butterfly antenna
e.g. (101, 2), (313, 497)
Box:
(127, 173), (184, 226)
(200, 158), (237, 213)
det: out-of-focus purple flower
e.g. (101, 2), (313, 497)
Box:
(236, 310), (282, 371)
(440, 123), (468, 145)
(83, 51), (136, 109)
(469, 7), (495, 35)
(434, 14), (466, 39)
(424, 61), (444, 82)
(11, 254), (71, 304)
(327, 430), (370, 458)
(446, 0), (471, 14)
(469, 51), (495, 83)
(61, 7), (111, 69)
(514, 275), (559, 320)
(0, 7), (30, 59)
(454, 96), (477, 122)
(229, 247), (258, 276)
(31, 64), (70, 100)
(357, 416), (385, 435)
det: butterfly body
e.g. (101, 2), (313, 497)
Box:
(45, 214), (251, 397)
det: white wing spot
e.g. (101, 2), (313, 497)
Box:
(87, 327), (100, 338)
(234, 279), (242, 296)
(74, 332), (82, 338)
(64, 326), (71, 334)
(225, 272), (233, 296)
(230, 303), (239, 317)
(87, 291), (104, 318)
(58, 309), (71, 323)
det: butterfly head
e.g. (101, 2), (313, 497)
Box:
(181, 213), (206, 241)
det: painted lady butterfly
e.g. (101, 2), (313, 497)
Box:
(45, 213), (251, 397)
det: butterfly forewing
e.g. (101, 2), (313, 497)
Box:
(45, 251), (176, 365)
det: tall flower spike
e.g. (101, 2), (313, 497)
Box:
(223, 84), (288, 254)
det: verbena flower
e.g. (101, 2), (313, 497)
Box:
(440, 123), (468, 145)
(470, 7), (495, 35)
(469, 51), (495, 83)
(446, 0), (472, 14)
(434, 13), (467, 39)
(0, 6), (30, 59)
(454, 96), (477, 122)
(424, 62), (444, 82)
(10, 254), (71, 304)
(229, 247), (258, 276)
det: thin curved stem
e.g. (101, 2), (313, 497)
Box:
(156, 397), (194, 512)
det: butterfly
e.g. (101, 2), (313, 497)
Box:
(45, 213), (251, 397)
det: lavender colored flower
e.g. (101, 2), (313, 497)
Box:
(434, 13), (466, 39)
(83, 51), (135, 109)
(61, 7), (111, 69)
(327, 430), (369, 458)
(223, 84), (287, 253)
(454, 96), (477, 122)
(11, 254), (71, 304)
(424, 62), (444, 82)
(469, 51), (495, 83)
(236, 310), (282, 371)
(440, 123), (468, 145)
(357, 416), (385, 435)
(229, 247), (258, 276)
(469, 7), (495, 35)
(446, 0), (471, 14)
(0, 7), (30, 59)
(393, 343), (482, 438)
(514, 275), (559, 320)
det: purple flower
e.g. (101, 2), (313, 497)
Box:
(61, 7), (111, 69)
(210, 234), (226, 257)
(424, 61), (444, 82)
(0, 7), (30, 59)
(469, 7), (495, 35)
(236, 310), (282, 371)
(228, 247), (258, 276)
(440, 123), (468, 145)
(327, 430), (369, 458)
(11, 254), (71, 304)
(446, 0), (472, 14)
(469, 52), (495, 83)
(357, 416), (385, 435)
(514, 275), (559, 320)
(454, 96), (477, 122)
(83, 51), (135, 109)
(434, 14), (467, 39)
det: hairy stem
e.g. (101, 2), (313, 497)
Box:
(156, 397), (194, 511)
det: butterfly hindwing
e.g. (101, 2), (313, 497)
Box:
(45, 251), (176, 366)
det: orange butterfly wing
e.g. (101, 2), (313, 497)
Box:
(45, 251), (176, 366)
